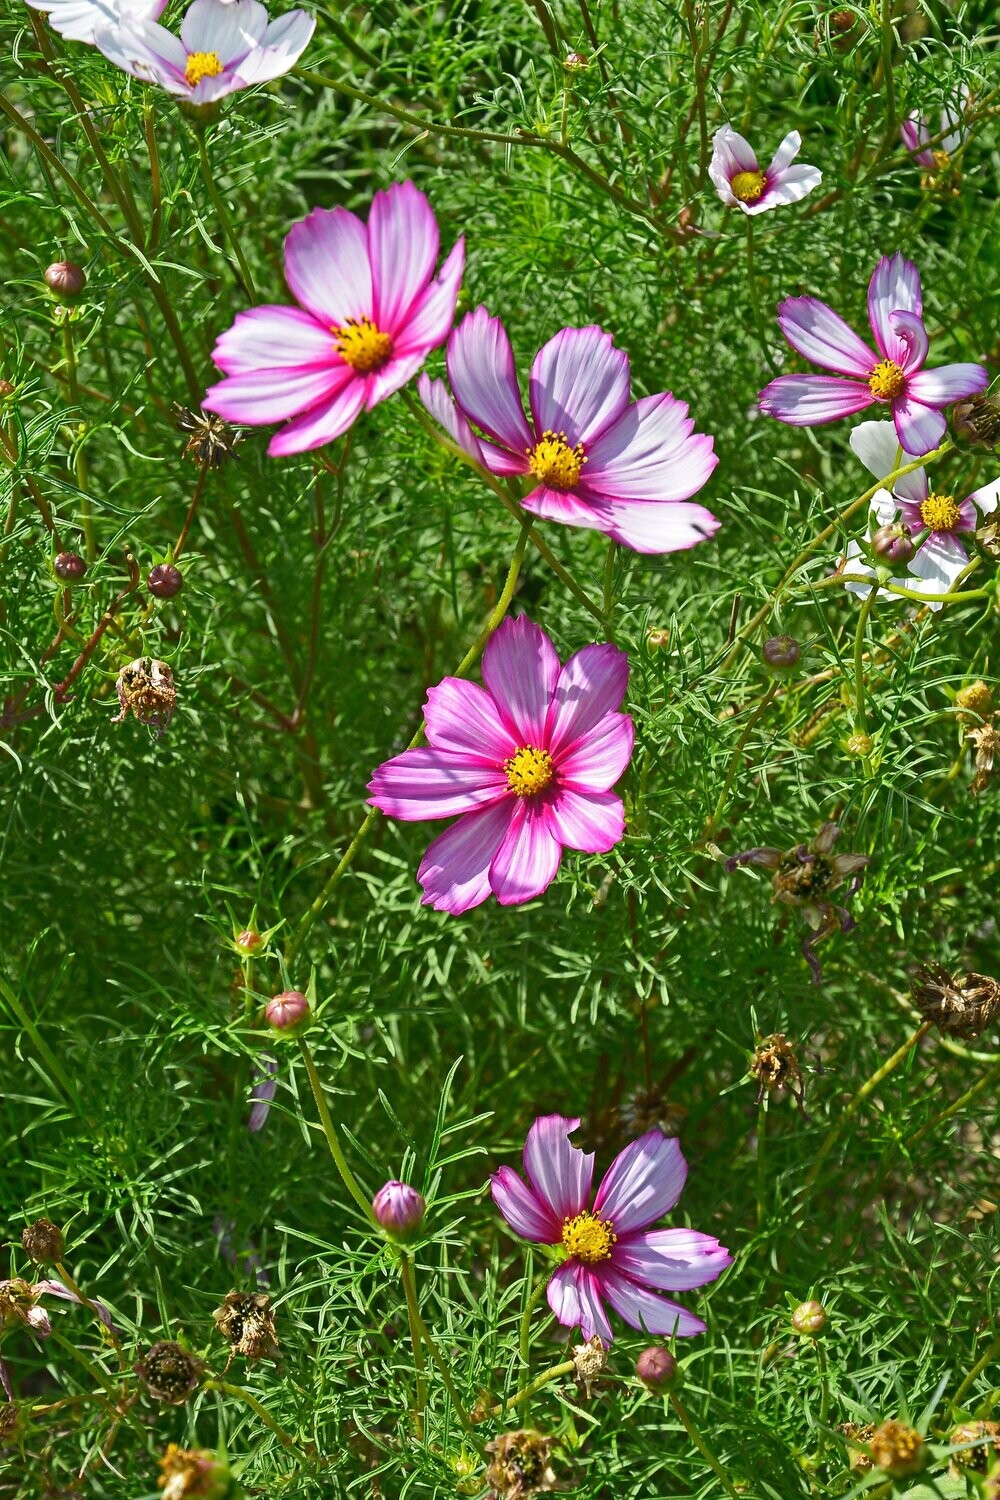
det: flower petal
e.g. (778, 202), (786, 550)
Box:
(393, 237), (465, 359)
(94, 17), (188, 87)
(611, 1229), (732, 1291)
(423, 676), (516, 759)
(547, 1261), (613, 1343)
(775, 297), (877, 378)
(284, 206), (371, 328)
(557, 712), (635, 792)
(416, 801), (514, 914)
(905, 363), (989, 409)
(595, 1265), (706, 1337)
(584, 393), (718, 502)
(546, 788), (625, 854)
(759, 374), (873, 426)
(36, 1280), (119, 1334)
(446, 307), (534, 455)
(891, 395), (946, 457)
(593, 1130), (687, 1233)
(867, 253), (922, 364)
(203, 365), (344, 425)
(708, 124), (759, 195)
(900, 115), (934, 168)
(488, 799), (563, 904)
(247, 1055), (277, 1133)
(481, 615), (560, 745)
(888, 308), (929, 374)
(210, 304), (337, 376)
(586, 498), (721, 555)
(181, 0), (267, 62)
(28, 0), (168, 43)
(491, 1165), (562, 1243)
(233, 10), (315, 85)
(529, 325), (631, 446)
(766, 129), (802, 174)
(908, 530), (971, 592)
(848, 421), (926, 504)
(547, 643), (629, 755)
(967, 477), (1000, 517)
(369, 181), (440, 335)
(520, 486), (609, 533)
(522, 1114), (594, 1221)
(266, 378), (366, 455)
(417, 374), (485, 463)
(368, 746), (509, 820)
(755, 162), (821, 212)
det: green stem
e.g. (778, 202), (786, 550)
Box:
(296, 1036), (377, 1224)
(853, 581), (879, 765)
(755, 1096), (768, 1232)
(517, 1273), (550, 1424)
(399, 1252), (429, 1439)
(490, 1359), (575, 1418)
(60, 319), (94, 561)
(704, 683), (777, 840)
(880, 0), (896, 140)
(204, 1380), (313, 1454)
(815, 1340), (830, 1462)
(668, 1391), (742, 1500)
(745, 217), (778, 376)
(907, 1053), (1000, 1149)
(400, 1281), (481, 1445)
(949, 1332), (1000, 1416)
(195, 130), (257, 301)
(601, 540), (617, 639)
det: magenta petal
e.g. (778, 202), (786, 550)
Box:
(709, 124), (759, 187)
(523, 1114), (594, 1221)
(368, 181), (440, 335)
(203, 365), (342, 425)
(594, 1131), (687, 1232)
(900, 115), (934, 167)
(491, 1165), (562, 1243)
(368, 746), (509, 820)
(905, 363), (989, 408)
(611, 1229), (732, 1291)
(417, 373), (484, 462)
(557, 712), (634, 793)
(363, 351), (431, 411)
(596, 1265), (706, 1337)
(417, 800), (514, 914)
(546, 788), (625, 854)
(36, 1280), (118, 1334)
(529, 325), (631, 446)
(488, 799), (562, 904)
(481, 615), (560, 744)
(584, 393), (718, 502)
(589, 498), (720, 555)
(547, 1260), (614, 1343)
(759, 374), (873, 426)
(521, 485), (607, 532)
(867, 253), (922, 364)
(266, 379), (366, 456)
(888, 309), (928, 373)
(393, 237), (465, 358)
(447, 308), (534, 455)
(548, 643), (629, 754)
(211, 305), (337, 376)
(284, 206), (371, 327)
(423, 676), (516, 759)
(891, 395), (946, 457)
(776, 297), (877, 378)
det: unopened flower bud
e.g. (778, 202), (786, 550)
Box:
(951, 394), (1000, 451)
(956, 680), (993, 717)
(235, 927), (263, 956)
(845, 731), (874, 757)
(54, 551), (87, 583)
(147, 563), (183, 599)
(870, 1419), (926, 1479)
(44, 261), (87, 302)
(762, 634), (800, 673)
(265, 989), (309, 1032)
(372, 1180), (426, 1239)
(871, 522), (915, 564)
(791, 1299), (826, 1335)
(563, 51), (589, 69)
(635, 1346), (677, 1390)
(646, 627), (670, 651)
(21, 1218), (64, 1266)
(0, 380), (14, 401)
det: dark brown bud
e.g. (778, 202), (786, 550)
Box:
(871, 522), (915, 564)
(0, 380), (15, 400)
(870, 1420), (926, 1479)
(44, 261), (87, 302)
(762, 634), (800, 673)
(951, 394), (1000, 451)
(147, 564), (183, 599)
(54, 551), (87, 583)
(21, 1218), (64, 1266)
(791, 1299), (826, 1335)
(135, 1341), (202, 1404)
(635, 1346), (677, 1390)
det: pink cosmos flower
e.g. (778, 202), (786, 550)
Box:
(759, 254), (988, 455)
(204, 181), (464, 456)
(418, 308), (718, 555)
(709, 125), (821, 215)
(367, 616), (634, 914)
(94, 0), (315, 106)
(491, 1116), (731, 1343)
(900, 88), (970, 170)
(247, 1054), (278, 1132)
(25, 0), (166, 46)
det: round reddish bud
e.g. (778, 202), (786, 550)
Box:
(563, 51), (589, 70)
(147, 564), (183, 599)
(762, 634), (800, 673)
(54, 551), (87, 582)
(791, 1299), (826, 1336)
(21, 1218), (64, 1266)
(635, 1346), (677, 1390)
(646, 627), (670, 651)
(0, 380), (15, 400)
(871, 523), (915, 565)
(372, 1180), (426, 1239)
(265, 990), (310, 1031)
(44, 261), (87, 302)
(236, 928), (263, 956)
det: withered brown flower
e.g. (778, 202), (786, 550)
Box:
(840, 1422), (875, 1472)
(212, 1290), (280, 1369)
(572, 1335), (607, 1399)
(112, 657), (176, 735)
(158, 1444), (231, 1500)
(20, 1218), (64, 1266)
(135, 1341), (203, 1404)
(749, 1034), (808, 1116)
(909, 964), (1000, 1039)
(950, 1421), (1000, 1476)
(172, 405), (242, 468)
(870, 1419), (926, 1479)
(484, 1430), (558, 1500)
(967, 716), (1000, 795)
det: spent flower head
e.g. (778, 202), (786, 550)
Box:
(909, 963), (1000, 1038)
(135, 1341), (203, 1404)
(212, 1290), (279, 1366)
(484, 1430), (558, 1500)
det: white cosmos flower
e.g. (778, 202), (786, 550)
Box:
(24, 0), (167, 46)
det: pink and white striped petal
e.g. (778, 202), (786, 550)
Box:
(368, 747), (509, 820)
(759, 374), (874, 425)
(611, 1229), (733, 1291)
(491, 1165), (562, 1243)
(590, 498), (720, 555)
(523, 1114), (594, 1222)
(481, 615), (561, 745)
(423, 676), (516, 760)
(447, 308), (534, 455)
(595, 1265), (707, 1337)
(583, 392), (718, 502)
(867, 254), (922, 366)
(775, 297), (877, 378)
(488, 800), (563, 904)
(557, 713), (635, 793)
(547, 1260), (614, 1343)
(593, 1131), (687, 1233)
(547, 643), (629, 755)
(546, 788), (625, 853)
(283, 207), (372, 328)
(266, 379), (367, 456)
(529, 325), (632, 446)
(890, 394), (947, 457)
(416, 800), (514, 914)
(369, 181), (441, 335)
(393, 239), (465, 359)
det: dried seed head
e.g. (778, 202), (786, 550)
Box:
(871, 522), (915, 565)
(484, 1430), (557, 1499)
(956, 680), (994, 717)
(44, 261), (87, 302)
(0, 1405), (21, 1448)
(762, 634), (800, 673)
(0, 1278), (49, 1335)
(749, 1034), (805, 1107)
(952, 393), (1000, 451)
(618, 1084), (687, 1138)
(840, 1422), (875, 1472)
(54, 551), (87, 583)
(157, 1444), (232, 1500)
(635, 1346), (677, 1390)
(148, 564), (184, 600)
(212, 1291), (279, 1364)
(112, 657), (176, 735)
(968, 717), (1000, 794)
(977, 511), (1000, 560)
(790, 1299), (827, 1336)
(172, 405), (242, 467)
(265, 989), (310, 1034)
(21, 1218), (64, 1266)
(372, 1180), (426, 1240)
(909, 963), (1000, 1038)
(870, 1419), (926, 1479)
(950, 1422), (1000, 1476)
(572, 1335), (607, 1398)
(135, 1341), (203, 1404)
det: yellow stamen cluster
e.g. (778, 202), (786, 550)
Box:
(920, 492), (961, 532)
(333, 317), (393, 375)
(562, 1211), (616, 1265)
(503, 746), (555, 798)
(528, 431), (585, 490)
(184, 50), (223, 86)
(868, 359), (906, 401)
(730, 169), (767, 203)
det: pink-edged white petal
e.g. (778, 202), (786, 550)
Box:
(210, 305), (337, 376)
(611, 1229), (732, 1291)
(891, 394), (947, 457)
(266, 379), (366, 455)
(367, 746), (509, 820)
(547, 643), (629, 755)
(867, 253), (922, 365)
(488, 799), (563, 904)
(93, 17), (188, 86)
(583, 392), (718, 502)
(849, 420), (927, 504)
(754, 161), (822, 213)
(27, 0), (168, 44)
(521, 486), (609, 532)
(595, 1265), (706, 1337)
(181, 0), (267, 61)
(594, 1130), (687, 1233)
(232, 12), (315, 85)
(888, 308), (929, 373)
(284, 206), (372, 328)
(416, 800), (514, 914)
(491, 1165), (562, 1243)
(908, 530), (971, 594)
(587, 498), (720, 555)
(905, 363), (989, 409)
(423, 676), (516, 759)
(481, 615), (560, 745)
(767, 129), (802, 175)
(547, 1260), (614, 1343)
(368, 181), (440, 336)
(529, 325), (631, 446)
(708, 124), (759, 204)
(556, 712), (635, 792)
(900, 115), (934, 168)
(759, 373), (873, 425)
(35, 1280), (118, 1333)
(522, 1114), (594, 1221)
(967, 477), (1000, 518)
(776, 297), (877, 378)
(545, 788), (625, 854)
(417, 373), (485, 463)
(446, 308), (534, 455)
(393, 238), (465, 359)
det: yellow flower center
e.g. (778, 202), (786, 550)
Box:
(184, 50), (223, 86)
(503, 745), (555, 798)
(932, 149), (951, 170)
(562, 1212), (616, 1265)
(333, 317), (393, 375)
(868, 359), (907, 401)
(528, 431), (585, 490)
(920, 492), (961, 531)
(730, 169), (767, 203)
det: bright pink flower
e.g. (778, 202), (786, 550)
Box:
(204, 181), (464, 456)
(491, 1116), (731, 1343)
(367, 616), (634, 914)
(418, 309), (718, 554)
(709, 125), (821, 215)
(759, 254), (988, 455)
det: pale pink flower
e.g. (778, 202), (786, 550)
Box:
(418, 309), (718, 554)
(709, 125), (821, 214)
(900, 87), (971, 169)
(247, 1054), (277, 1132)
(204, 180), (463, 456)
(24, 0), (166, 45)
(368, 616), (634, 914)
(492, 1116), (730, 1343)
